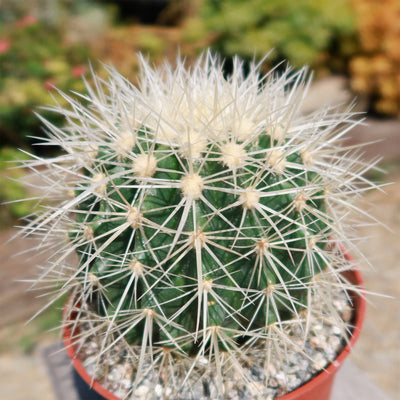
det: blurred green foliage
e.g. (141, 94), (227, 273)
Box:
(188, 0), (356, 70)
(0, 147), (36, 225)
(136, 30), (167, 56)
(0, 14), (91, 150)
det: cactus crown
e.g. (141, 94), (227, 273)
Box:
(23, 53), (376, 399)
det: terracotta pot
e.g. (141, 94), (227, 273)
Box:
(63, 267), (366, 400)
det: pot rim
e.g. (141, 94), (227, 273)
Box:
(63, 256), (366, 400)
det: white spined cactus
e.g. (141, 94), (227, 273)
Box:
(21, 52), (378, 399)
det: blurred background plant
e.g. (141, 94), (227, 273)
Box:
(349, 0), (400, 116)
(183, 0), (356, 72)
(0, 0), (105, 151)
(0, 146), (35, 226)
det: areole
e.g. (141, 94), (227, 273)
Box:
(63, 267), (366, 400)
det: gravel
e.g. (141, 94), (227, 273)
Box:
(71, 289), (353, 400)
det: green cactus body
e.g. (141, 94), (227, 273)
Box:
(73, 130), (326, 343)
(23, 53), (375, 399)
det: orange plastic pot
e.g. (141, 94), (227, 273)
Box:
(63, 267), (366, 400)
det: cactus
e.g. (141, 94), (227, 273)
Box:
(22, 53), (376, 399)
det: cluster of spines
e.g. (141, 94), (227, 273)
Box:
(20, 53), (378, 398)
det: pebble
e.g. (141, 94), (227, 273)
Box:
(134, 385), (150, 396)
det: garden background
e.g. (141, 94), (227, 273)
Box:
(0, 1), (399, 399)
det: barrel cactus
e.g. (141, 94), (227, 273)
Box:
(22, 53), (375, 399)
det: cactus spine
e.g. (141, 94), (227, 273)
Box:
(23, 53), (376, 399)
